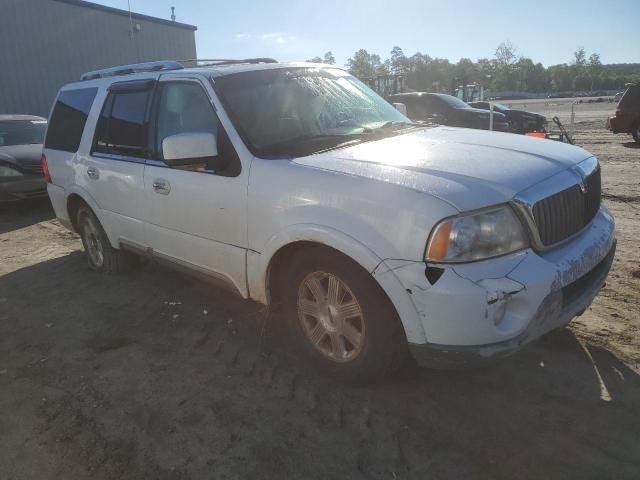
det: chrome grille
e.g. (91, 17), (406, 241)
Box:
(532, 168), (601, 246)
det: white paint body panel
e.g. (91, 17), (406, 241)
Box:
(43, 65), (616, 352)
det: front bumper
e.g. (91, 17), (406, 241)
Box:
(379, 207), (616, 367)
(0, 176), (47, 202)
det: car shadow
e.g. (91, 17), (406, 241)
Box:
(0, 197), (55, 234)
(622, 141), (639, 149)
(1, 253), (639, 479)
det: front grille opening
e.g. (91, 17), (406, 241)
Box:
(532, 168), (601, 247)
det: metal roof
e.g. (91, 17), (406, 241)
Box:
(51, 0), (197, 31)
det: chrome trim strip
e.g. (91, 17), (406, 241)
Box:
(119, 239), (243, 296)
(513, 156), (600, 251)
(153, 250), (243, 296)
(145, 159), (167, 167)
(91, 151), (147, 164)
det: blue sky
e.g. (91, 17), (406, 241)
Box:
(94, 0), (638, 67)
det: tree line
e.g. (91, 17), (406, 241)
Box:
(308, 43), (640, 94)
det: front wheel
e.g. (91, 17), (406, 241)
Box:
(280, 247), (408, 383)
(77, 206), (123, 274)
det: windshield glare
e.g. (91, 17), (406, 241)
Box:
(0, 120), (47, 147)
(214, 68), (410, 157)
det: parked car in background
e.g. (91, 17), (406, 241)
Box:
(388, 92), (510, 132)
(607, 84), (640, 144)
(44, 60), (615, 382)
(468, 101), (547, 134)
(0, 115), (48, 202)
(614, 92), (624, 103)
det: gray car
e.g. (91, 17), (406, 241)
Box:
(0, 115), (48, 202)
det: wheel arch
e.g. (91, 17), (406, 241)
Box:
(248, 224), (427, 344)
(63, 187), (117, 248)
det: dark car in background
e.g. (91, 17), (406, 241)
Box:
(0, 115), (48, 202)
(388, 92), (510, 132)
(607, 84), (640, 144)
(468, 101), (547, 134)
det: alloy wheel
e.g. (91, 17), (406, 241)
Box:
(82, 215), (104, 268)
(297, 271), (365, 362)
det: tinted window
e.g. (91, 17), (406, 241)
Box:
(214, 68), (407, 158)
(156, 81), (240, 176)
(156, 82), (218, 153)
(396, 95), (444, 119)
(0, 120), (47, 147)
(619, 86), (640, 113)
(45, 88), (98, 152)
(438, 95), (470, 109)
(94, 87), (152, 158)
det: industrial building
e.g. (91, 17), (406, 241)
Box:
(1, 0), (197, 116)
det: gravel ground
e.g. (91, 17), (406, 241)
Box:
(1, 102), (639, 479)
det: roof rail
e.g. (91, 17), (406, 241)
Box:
(80, 60), (184, 81)
(178, 58), (278, 68)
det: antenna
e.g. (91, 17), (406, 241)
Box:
(127, 0), (134, 39)
(170, 6), (176, 22)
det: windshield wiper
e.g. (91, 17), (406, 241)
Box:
(372, 121), (417, 131)
(258, 133), (367, 159)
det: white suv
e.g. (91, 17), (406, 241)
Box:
(43, 59), (616, 381)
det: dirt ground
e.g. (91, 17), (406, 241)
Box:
(1, 101), (639, 480)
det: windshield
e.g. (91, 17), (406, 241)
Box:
(213, 67), (412, 158)
(438, 95), (471, 109)
(0, 120), (47, 147)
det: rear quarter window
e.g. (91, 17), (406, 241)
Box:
(619, 86), (640, 113)
(45, 88), (98, 152)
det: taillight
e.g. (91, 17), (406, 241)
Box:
(41, 153), (52, 183)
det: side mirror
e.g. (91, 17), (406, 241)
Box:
(162, 132), (218, 167)
(392, 103), (407, 116)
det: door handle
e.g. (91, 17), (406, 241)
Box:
(152, 178), (171, 195)
(87, 166), (99, 180)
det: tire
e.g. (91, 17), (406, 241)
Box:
(77, 205), (123, 274)
(280, 246), (408, 383)
(632, 121), (640, 144)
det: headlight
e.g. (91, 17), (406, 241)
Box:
(425, 205), (529, 263)
(0, 165), (23, 177)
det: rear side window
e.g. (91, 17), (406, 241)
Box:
(45, 88), (98, 152)
(619, 86), (640, 112)
(93, 81), (153, 158)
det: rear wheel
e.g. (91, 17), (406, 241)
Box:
(280, 246), (408, 383)
(77, 206), (122, 274)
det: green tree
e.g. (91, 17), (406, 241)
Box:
(323, 51), (336, 65)
(572, 47), (587, 67)
(346, 49), (378, 79)
(495, 41), (517, 67)
(389, 46), (409, 75)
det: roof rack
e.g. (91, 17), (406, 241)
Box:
(80, 60), (184, 81)
(79, 58), (278, 81)
(178, 58), (278, 68)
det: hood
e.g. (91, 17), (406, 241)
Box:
(0, 144), (43, 170)
(292, 126), (593, 211)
